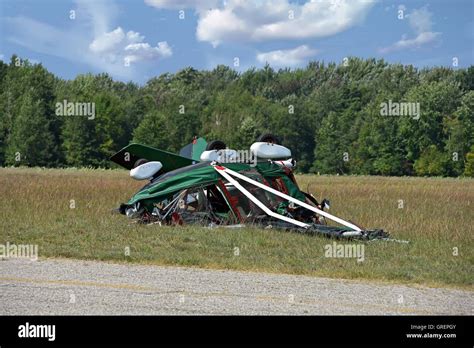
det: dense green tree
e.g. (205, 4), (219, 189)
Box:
(398, 81), (461, 171)
(133, 110), (171, 149)
(312, 112), (349, 174)
(60, 74), (129, 167)
(414, 145), (450, 176)
(445, 91), (474, 175)
(1, 57), (61, 166)
(5, 92), (58, 166)
(464, 145), (474, 177)
(0, 55), (472, 176)
(353, 96), (406, 176)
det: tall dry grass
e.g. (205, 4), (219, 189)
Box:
(0, 167), (472, 288)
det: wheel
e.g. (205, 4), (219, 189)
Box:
(206, 140), (227, 151)
(257, 133), (280, 144)
(133, 158), (148, 168)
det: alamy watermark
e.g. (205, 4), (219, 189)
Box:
(0, 242), (38, 261)
(324, 242), (365, 262)
(215, 149), (258, 167)
(18, 322), (55, 341)
(55, 99), (95, 120)
(380, 100), (420, 120)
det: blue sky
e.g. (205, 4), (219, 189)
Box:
(0, 0), (472, 84)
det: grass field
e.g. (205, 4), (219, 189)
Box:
(0, 167), (472, 289)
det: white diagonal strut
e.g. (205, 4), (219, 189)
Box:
(216, 166), (362, 232)
(214, 166), (309, 228)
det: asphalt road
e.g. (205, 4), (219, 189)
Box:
(0, 258), (472, 315)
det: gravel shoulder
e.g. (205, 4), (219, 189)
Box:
(0, 258), (472, 315)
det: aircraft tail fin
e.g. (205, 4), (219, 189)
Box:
(179, 137), (207, 162)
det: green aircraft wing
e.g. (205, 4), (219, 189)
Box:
(110, 143), (196, 172)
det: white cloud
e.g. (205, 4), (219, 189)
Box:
(89, 27), (172, 65)
(147, 0), (375, 46)
(144, 0), (217, 11)
(89, 27), (127, 54)
(408, 6), (435, 34)
(256, 45), (318, 67)
(125, 41), (172, 63)
(379, 6), (441, 53)
(4, 15), (134, 79)
(197, 8), (248, 47)
(4, 0), (172, 80)
(379, 32), (440, 54)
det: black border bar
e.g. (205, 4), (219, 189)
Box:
(0, 315), (472, 346)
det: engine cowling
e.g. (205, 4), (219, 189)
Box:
(130, 161), (163, 180)
(200, 149), (238, 162)
(250, 142), (291, 159)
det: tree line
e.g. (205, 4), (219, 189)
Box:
(0, 55), (473, 176)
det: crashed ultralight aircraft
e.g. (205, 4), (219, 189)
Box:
(110, 134), (389, 240)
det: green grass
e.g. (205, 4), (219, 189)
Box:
(0, 167), (473, 289)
